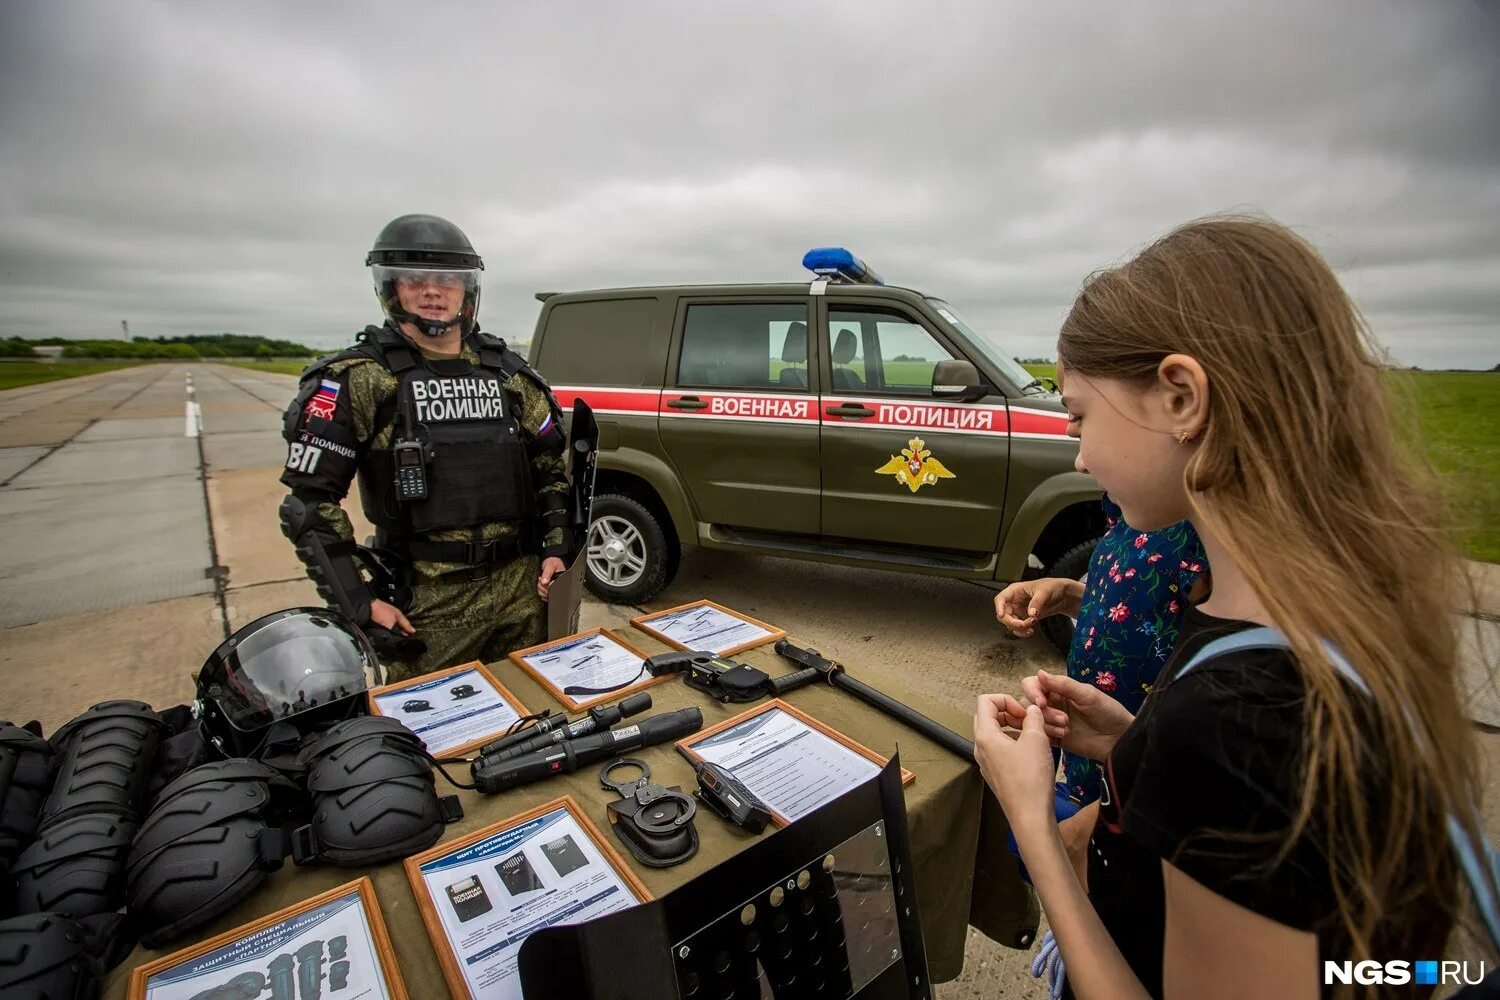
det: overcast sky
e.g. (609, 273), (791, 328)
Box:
(1, 1), (1496, 367)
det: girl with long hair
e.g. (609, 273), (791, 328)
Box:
(974, 216), (1491, 998)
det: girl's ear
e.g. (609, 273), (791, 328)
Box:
(1156, 354), (1209, 441)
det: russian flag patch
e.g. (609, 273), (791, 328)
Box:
(305, 378), (340, 421)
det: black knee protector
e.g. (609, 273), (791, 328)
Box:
(148, 756), (305, 821)
(291, 719), (461, 867)
(329, 960), (350, 991)
(40, 700), (164, 832)
(11, 814), (135, 919)
(126, 760), (289, 948)
(0, 721), (53, 864)
(0, 912), (103, 998)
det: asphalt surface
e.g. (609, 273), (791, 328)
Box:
(1, 362), (1495, 999)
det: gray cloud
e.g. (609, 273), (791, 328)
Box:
(0, 0), (1496, 367)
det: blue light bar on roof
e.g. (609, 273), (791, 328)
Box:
(802, 247), (885, 286)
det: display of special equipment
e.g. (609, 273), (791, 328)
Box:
(128, 878), (406, 1000)
(405, 796), (651, 1000)
(631, 600), (786, 657)
(368, 661), (532, 757)
(517, 758), (932, 1000)
(0, 591), (980, 1000)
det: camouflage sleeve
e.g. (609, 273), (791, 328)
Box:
(509, 372), (570, 559)
(278, 358), (396, 618)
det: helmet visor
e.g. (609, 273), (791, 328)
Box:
(374, 264), (479, 330)
(201, 612), (380, 732)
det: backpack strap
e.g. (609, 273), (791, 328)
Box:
(1177, 626), (1500, 952)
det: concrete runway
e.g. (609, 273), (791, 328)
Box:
(2, 362), (1496, 999)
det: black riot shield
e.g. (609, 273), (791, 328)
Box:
(547, 399), (600, 639)
(518, 756), (932, 1000)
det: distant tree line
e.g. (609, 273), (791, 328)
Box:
(2, 334), (320, 360)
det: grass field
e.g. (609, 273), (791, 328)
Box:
(0, 360), (147, 391)
(217, 359), (311, 376)
(1393, 372), (1499, 563)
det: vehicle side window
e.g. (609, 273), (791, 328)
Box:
(677, 303), (810, 391)
(827, 308), (955, 396)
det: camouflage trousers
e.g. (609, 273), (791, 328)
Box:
(385, 554), (545, 682)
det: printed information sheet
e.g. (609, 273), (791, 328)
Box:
(372, 665), (525, 756)
(686, 707), (880, 822)
(513, 631), (648, 704)
(141, 884), (394, 1000)
(636, 603), (777, 655)
(415, 803), (643, 999)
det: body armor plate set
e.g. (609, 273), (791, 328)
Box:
(0, 609), (462, 996)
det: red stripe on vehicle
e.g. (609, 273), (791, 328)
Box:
(661, 391), (819, 422)
(551, 386), (660, 414)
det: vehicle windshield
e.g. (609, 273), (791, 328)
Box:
(926, 299), (1046, 393)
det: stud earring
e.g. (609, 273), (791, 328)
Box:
(1176, 430), (1191, 445)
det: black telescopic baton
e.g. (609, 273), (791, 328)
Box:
(473, 707), (703, 794)
(479, 692), (653, 761)
(774, 639), (975, 760)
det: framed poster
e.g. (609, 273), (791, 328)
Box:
(629, 599), (785, 656)
(404, 795), (651, 1000)
(676, 699), (915, 826)
(129, 877), (406, 1000)
(508, 627), (666, 712)
(369, 661), (533, 757)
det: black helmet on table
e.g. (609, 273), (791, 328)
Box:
(366, 213), (484, 339)
(195, 608), (384, 758)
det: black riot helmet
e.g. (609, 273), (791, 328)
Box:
(196, 608), (385, 757)
(367, 214), (484, 339)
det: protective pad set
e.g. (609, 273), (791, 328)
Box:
(126, 759), (293, 947)
(291, 716), (462, 867)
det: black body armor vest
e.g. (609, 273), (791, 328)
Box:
(328, 327), (537, 536)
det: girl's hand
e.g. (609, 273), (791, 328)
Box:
(974, 695), (1059, 840)
(1021, 669), (1135, 762)
(994, 578), (1084, 637)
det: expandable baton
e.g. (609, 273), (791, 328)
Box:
(472, 707), (703, 794)
(773, 639), (975, 760)
(478, 692), (653, 761)
(645, 650), (821, 703)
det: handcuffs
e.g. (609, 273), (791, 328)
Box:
(600, 757), (699, 868)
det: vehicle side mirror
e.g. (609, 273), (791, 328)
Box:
(931, 359), (987, 401)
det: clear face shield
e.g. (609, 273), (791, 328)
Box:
(372, 264), (481, 338)
(198, 612), (384, 734)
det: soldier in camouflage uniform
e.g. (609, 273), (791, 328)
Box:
(279, 215), (570, 681)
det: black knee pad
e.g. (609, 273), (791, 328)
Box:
(291, 719), (461, 867)
(148, 757), (305, 820)
(40, 700), (165, 832)
(0, 721), (53, 864)
(0, 912), (102, 999)
(11, 814), (135, 919)
(126, 760), (289, 948)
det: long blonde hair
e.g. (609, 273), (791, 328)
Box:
(1058, 215), (1482, 980)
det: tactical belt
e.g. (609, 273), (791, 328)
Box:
(396, 536), (531, 569)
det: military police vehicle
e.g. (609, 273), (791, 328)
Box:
(528, 249), (1104, 652)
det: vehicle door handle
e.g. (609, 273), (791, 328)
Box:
(825, 403), (875, 419)
(667, 397), (709, 411)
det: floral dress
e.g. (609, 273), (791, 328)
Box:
(1061, 495), (1205, 806)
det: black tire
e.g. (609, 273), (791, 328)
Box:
(1038, 537), (1103, 656)
(583, 493), (675, 605)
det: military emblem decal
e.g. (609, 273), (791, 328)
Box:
(875, 436), (955, 492)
